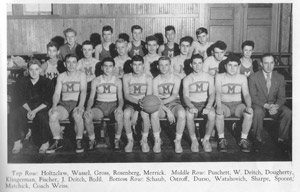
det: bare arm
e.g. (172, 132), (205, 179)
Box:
(215, 74), (223, 114)
(77, 72), (87, 108)
(241, 75), (252, 108)
(94, 44), (102, 60)
(206, 75), (215, 108)
(158, 44), (165, 56)
(116, 78), (124, 109)
(182, 76), (195, 109)
(86, 78), (97, 110)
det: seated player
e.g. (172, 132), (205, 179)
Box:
(58, 28), (83, 61)
(215, 55), (253, 152)
(203, 41), (227, 76)
(152, 56), (185, 153)
(9, 58), (54, 154)
(239, 40), (259, 77)
(183, 54), (215, 152)
(84, 57), (123, 152)
(188, 27), (214, 60)
(249, 53), (292, 152)
(46, 54), (87, 154)
(128, 25), (147, 57)
(95, 25), (118, 62)
(77, 40), (99, 83)
(143, 35), (160, 77)
(171, 36), (193, 79)
(113, 39), (131, 78)
(158, 25), (180, 58)
(123, 55), (152, 153)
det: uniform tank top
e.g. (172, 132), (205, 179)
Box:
(96, 75), (118, 102)
(44, 61), (59, 80)
(162, 43), (175, 58)
(77, 58), (99, 82)
(128, 73), (147, 100)
(188, 72), (210, 103)
(99, 44), (111, 62)
(61, 71), (82, 101)
(171, 55), (186, 79)
(219, 73), (243, 102)
(128, 41), (145, 57)
(239, 58), (254, 77)
(113, 56), (131, 78)
(195, 41), (214, 59)
(157, 74), (175, 99)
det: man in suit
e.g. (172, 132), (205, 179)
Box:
(249, 53), (292, 152)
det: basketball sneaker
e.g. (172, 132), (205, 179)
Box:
(153, 138), (162, 153)
(191, 139), (199, 152)
(238, 138), (251, 153)
(125, 139), (134, 153)
(114, 139), (121, 152)
(96, 137), (108, 148)
(217, 138), (228, 152)
(46, 139), (63, 154)
(12, 140), (23, 154)
(174, 139), (183, 153)
(39, 142), (49, 153)
(140, 138), (150, 153)
(76, 139), (84, 153)
(201, 139), (212, 152)
(88, 140), (96, 151)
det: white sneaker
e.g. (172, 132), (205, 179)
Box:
(12, 141), (23, 154)
(125, 139), (134, 153)
(174, 139), (183, 153)
(140, 139), (150, 153)
(153, 138), (162, 153)
(39, 142), (49, 153)
(202, 139), (212, 152)
(191, 139), (199, 152)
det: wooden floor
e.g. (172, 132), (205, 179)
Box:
(7, 121), (292, 163)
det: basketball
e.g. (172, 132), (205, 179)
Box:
(142, 95), (161, 114)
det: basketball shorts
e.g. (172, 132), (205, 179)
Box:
(93, 101), (117, 118)
(191, 101), (206, 117)
(159, 99), (182, 118)
(221, 101), (245, 117)
(58, 100), (78, 114)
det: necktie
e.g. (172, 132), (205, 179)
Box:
(266, 73), (271, 94)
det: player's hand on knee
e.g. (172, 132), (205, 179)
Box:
(138, 99), (143, 109)
(202, 107), (211, 115)
(245, 106), (253, 114)
(166, 111), (175, 124)
(216, 107), (223, 115)
(114, 107), (123, 116)
(84, 108), (92, 119)
(131, 111), (139, 126)
(189, 107), (198, 115)
(74, 106), (84, 114)
(49, 106), (58, 115)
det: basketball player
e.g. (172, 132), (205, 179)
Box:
(113, 39), (131, 78)
(215, 55), (253, 152)
(158, 25), (180, 58)
(203, 41), (227, 76)
(171, 36), (193, 79)
(46, 54), (87, 153)
(152, 56), (185, 153)
(95, 25), (118, 62)
(188, 27), (214, 60)
(128, 25), (147, 57)
(123, 55), (152, 153)
(77, 40), (99, 82)
(143, 35), (160, 77)
(183, 54), (215, 152)
(84, 57), (123, 152)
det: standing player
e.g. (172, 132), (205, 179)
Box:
(203, 41), (227, 76)
(143, 35), (160, 77)
(188, 27), (214, 60)
(95, 25), (118, 62)
(84, 57), (124, 152)
(215, 55), (253, 152)
(171, 36), (193, 79)
(113, 39), (131, 78)
(128, 25), (147, 57)
(158, 25), (180, 58)
(46, 54), (87, 153)
(239, 40), (259, 77)
(77, 40), (99, 83)
(58, 28), (83, 61)
(123, 55), (152, 153)
(183, 54), (215, 152)
(152, 56), (186, 153)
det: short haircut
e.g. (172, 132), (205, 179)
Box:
(261, 53), (274, 61)
(132, 55), (144, 64)
(82, 40), (95, 48)
(213, 41), (227, 51)
(146, 35), (158, 44)
(191, 54), (204, 63)
(63, 28), (77, 36)
(158, 56), (171, 64)
(196, 27), (208, 36)
(102, 57), (115, 66)
(46, 41), (59, 50)
(165, 25), (176, 33)
(27, 58), (42, 68)
(241, 40), (255, 49)
(115, 38), (127, 45)
(102, 25), (113, 33)
(180, 36), (193, 45)
(224, 54), (241, 66)
(131, 25), (143, 32)
(118, 33), (130, 43)
(65, 54), (78, 62)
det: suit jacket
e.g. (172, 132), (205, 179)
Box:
(249, 70), (286, 108)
